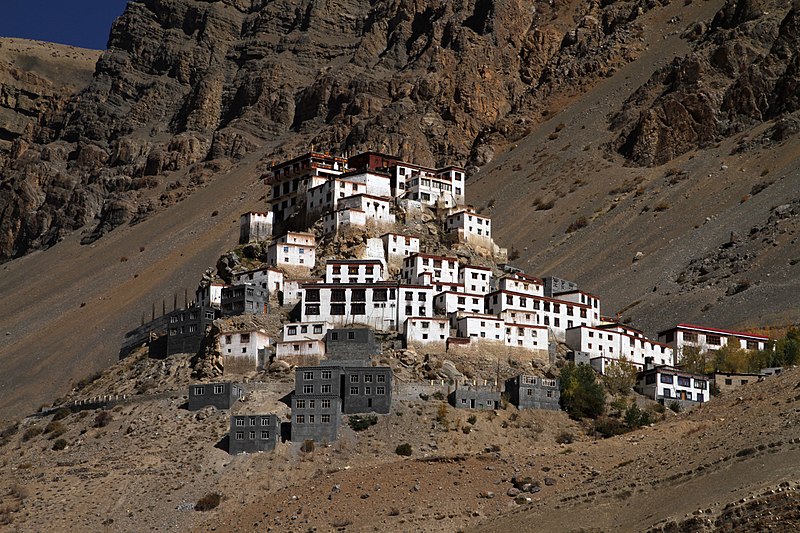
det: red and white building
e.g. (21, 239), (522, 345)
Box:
(267, 232), (316, 269)
(433, 290), (486, 315)
(324, 259), (386, 284)
(404, 317), (450, 347)
(657, 324), (770, 363)
(565, 323), (674, 374)
(459, 265), (492, 294)
(402, 253), (459, 285)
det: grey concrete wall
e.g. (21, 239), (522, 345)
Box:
(291, 396), (341, 443)
(505, 376), (560, 410)
(325, 328), (379, 360)
(188, 383), (244, 411)
(295, 366), (342, 397)
(229, 414), (280, 454)
(449, 387), (500, 409)
(342, 367), (392, 414)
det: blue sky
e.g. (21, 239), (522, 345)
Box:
(1, 0), (130, 50)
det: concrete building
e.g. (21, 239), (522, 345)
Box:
(220, 284), (269, 316)
(292, 366), (343, 443)
(166, 306), (218, 356)
(229, 414), (280, 454)
(188, 382), (245, 411)
(485, 290), (599, 340)
(434, 290), (486, 315)
(301, 282), (433, 332)
(232, 267), (284, 297)
(381, 233), (420, 265)
(543, 277), (578, 297)
(635, 365), (711, 405)
(713, 371), (763, 394)
(275, 322), (327, 359)
(342, 366), (392, 414)
(282, 277), (320, 306)
(337, 194), (395, 227)
(404, 317), (450, 347)
(220, 329), (271, 367)
(239, 211), (273, 244)
(324, 259), (386, 284)
(657, 324), (770, 363)
(445, 210), (493, 247)
(455, 314), (504, 342)
(268, 151), (347, 225)
(402, 253), (459, 285)
(565, 323), (674, 373)
(322, 207), (367, 235)
(459, 265), (492, 294)
(326, 328), (379, 361)
(504, 323), (547, 350)
(405, 166), (465, 207)
(267, 232), (316, 270)
(505, 375), (560, 410)
(195, 282), (228, 309)
(495, 272), (544, 296)
(448, 384), (500, 410)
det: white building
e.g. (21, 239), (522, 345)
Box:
(283, 277), (321, 306)
(195, 282), (228, 309)
(267, 232), (316, 269)
(433, 291), (486, 315)
(338, 194), (395, 226)
(657, 324), (770, 363)
(455, 314), (504, 342)
(306, 173), (392, 221)
(504, 323), (547, 351)
(221, 329), (271, 365)
(402, 253), (459, 285)
(445, 210), (493, 247)
(494, 272), (544, 296)
(635, 365), (711, 404)
(324, 259), (386, 284)
(232, 267), (284, 296)
(239, 211), (273, 244)
(565, 324), (674, 374)
(552, 290), (602, 324)
(301, 282), (433, 332)
(404, 317), (450, 347)
(322, 208), (366, 235)
(275, 322), (327, 359)
(404, 165), (465, 207)
(381, 233), (420, 264)
(485, 290), (598, 339)
(458, 265), (492, 294)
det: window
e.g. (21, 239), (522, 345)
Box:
(308, 415), (315, 424)
(365, 387), (372, 395)
(321, 414), (331, 423)
(418, 292), (426, 301)
(331, 304), (346, 315)
(697, 393), (704, 402)
(351, 303), (366, 315)
(352, 289), (366, 301)
(261, 418), (270, 426)
(296, 399), (305, 409)
(321, 384), (331, 394)
(303, 371), (313, 380)
(351, 374), (359, 383)
(321, 370), (332, 380)
(331, 332), (338, 340)
(364, 375), (373, 383)
(313, 324), (323, 334)
(350, 386), (359, 395)
(377, 374), (386, 383)
(235, 431), (244, 440)
(683, 332), (698, 343)
(706, 335), (721, 346)
(331, 289), (346, 302)
(287, 326), (297, 336)
(374, 289), (388, 302)
(295, 415), (305, 424)
(677, 376), (690, 387)
(261, 431), (270, 439)
(660, 374), (674, 384)
(725, 378), (732, 385)
(348, 331), (355, 340)
(321, 399), (331, 409)
(305, 304), (320, 315)
(303, 385), (314, 394)
(746, 340), (758, 350)
(249, 431), (256, 439)
(193, 386), (204, 395)
(213, 385), (224, 394)
(663, 389), (672, 398)
(235, 418), (245, 427)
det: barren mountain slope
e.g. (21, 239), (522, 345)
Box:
(470, 0), (800, 336)
(2, 347), (798, 532)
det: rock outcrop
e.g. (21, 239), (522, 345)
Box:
(612, 0), (800, 166)
(0, 0), (669, 261)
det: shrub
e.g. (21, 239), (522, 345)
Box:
(0, 423), (19, 447)
(432, 391), (445, 401)
(461, 426), (471, 434)
(560, 363), (606, 419)
(467, 415), (477, 425)
(668, 401), (682, 413)
(194, 493), (221, 512)
(120, 256), (129, 262)
(301, 440), (315, 453)
(436, 404), (449, 429)
(75, 371), (102, 391)
(52, 439), (68, 451)
(51, 408), (71, 421)
(93, 411), (113, 428)
(348, 415), (377, 432)
(653, 202), (670, 212)
(555, 431), (574, 444)
(395, 443), (412, 456)
(566, 216), (588, 233)
(594, 416), (627, 437)
(44, 421), (66, 439)
(21, 427), (43, 442)
(210, 210), (219, 217)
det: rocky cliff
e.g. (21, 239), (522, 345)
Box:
(612, 0), (800, 165)
(0, 0), (667, 261)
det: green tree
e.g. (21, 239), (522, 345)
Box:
(560, 363), (606, 419)
(712, 337), (749, 372)
(602, 356), (639, 395)
(678, 345), (711, 374)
